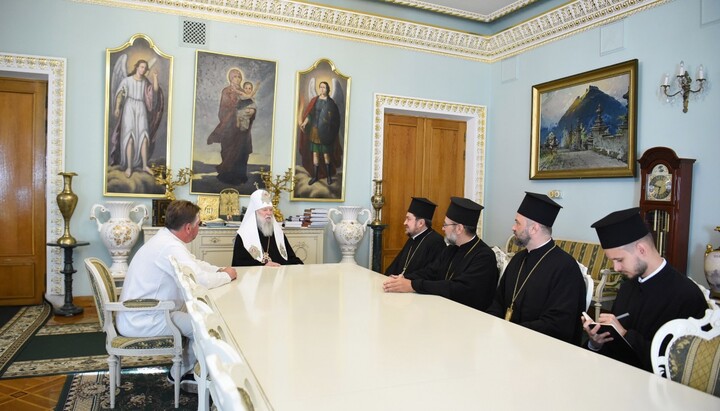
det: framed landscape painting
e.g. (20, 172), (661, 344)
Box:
(530, 59), (638, 179)
(290, 58), (350, 201)
(103, 33), (173, 196)
(190, 50), (277, 195)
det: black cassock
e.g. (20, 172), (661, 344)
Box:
(405, 237), (498, 311)
(597, 264), (706, 371)
(231, 229), (304, 266)
(487, 240), (586, 345)
(385, 229), (446, 276)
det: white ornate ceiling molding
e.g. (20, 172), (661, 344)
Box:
(0, 53), (67, 297)
(381, 0), (539, 23)
(76, 0), (667, 61)
(372, 93), (486, 233)
(486, 0), (671, 60)
(77, 0), (490, 60)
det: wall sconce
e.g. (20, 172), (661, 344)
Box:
(661, 61), (706, 113)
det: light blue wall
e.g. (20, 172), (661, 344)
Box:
(0, 0), (490, 297)
(485, 0), (720, 284)
(1, 0), (717, 296)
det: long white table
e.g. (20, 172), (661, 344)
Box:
(208, 264), (720, 410)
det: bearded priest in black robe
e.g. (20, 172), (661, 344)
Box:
(583, 207), (706, 371)
(232, 189), (303, 267)
(383, 197), (498, 311)
(385, 197), (446, 276)
(487, 192), (586, 345)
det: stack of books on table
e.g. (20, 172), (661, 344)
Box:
(283, 208), (330, 228)
(303, 208), (329, 228)
(283, 214), (306, 228)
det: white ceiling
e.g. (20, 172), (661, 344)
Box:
(380, 0), (541, 22)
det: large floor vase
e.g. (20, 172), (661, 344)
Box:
(329, 206), (371, 264)
(90, 201), (148, 275)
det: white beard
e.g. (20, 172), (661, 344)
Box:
(258, 218), (274, 238)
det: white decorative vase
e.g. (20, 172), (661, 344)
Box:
(704, 246), (720, 297)
(90, 201), (149, 276)
(329, 206), (372, 264)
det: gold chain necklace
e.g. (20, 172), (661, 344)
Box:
(505, 245), (556, 321)
(261, 235), (272, 264)
(401, 232), (430, 274)
(444, 237), (481, 280)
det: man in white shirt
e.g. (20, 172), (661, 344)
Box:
(116, 200), (237, 391)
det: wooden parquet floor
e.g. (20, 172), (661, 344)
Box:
(0, 297), (98, 411)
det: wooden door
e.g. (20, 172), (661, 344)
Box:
(381, 114), (465, 271)
(0, 78), (47, 305)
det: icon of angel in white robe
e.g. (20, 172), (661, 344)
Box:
(108, 54), (165, 177)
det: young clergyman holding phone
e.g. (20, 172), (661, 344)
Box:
(582, 207), (706, 371)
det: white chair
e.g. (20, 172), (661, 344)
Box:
(577, 262), (593, 312)
(84, 257), (184, 408)
(187, 297), (234, 411)
(650, 308), (720, 397)
(205, 339), (267, 411)
(168, 255), (212, 305)
(186, 299), (216, 411)
(691, 279), (719, 310)
(491, 245), (511, 284)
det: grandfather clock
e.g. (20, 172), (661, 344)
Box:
(638, 147), (695, 274)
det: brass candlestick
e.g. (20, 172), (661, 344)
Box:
(255, 167), (296, 222)
(370, 179), (385, 226)
(150, 164), (193, 201)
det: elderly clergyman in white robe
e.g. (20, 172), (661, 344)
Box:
(231, 189), (304, 266)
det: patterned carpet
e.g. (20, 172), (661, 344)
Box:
(56, 366), (199, 410)
(0, 302), (52, 376)
(1, 309), (171, 379)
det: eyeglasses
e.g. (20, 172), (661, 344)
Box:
(442, 223), (459, 228)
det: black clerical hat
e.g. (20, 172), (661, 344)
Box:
(407, 197), (437, 220)
(446, 197), (483, 227)
(591, 207), (649, 249)
(517, 192), (562, 227)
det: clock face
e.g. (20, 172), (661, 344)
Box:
(647, 164), (672, 201)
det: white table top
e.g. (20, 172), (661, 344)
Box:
(208, 263), (720, 410)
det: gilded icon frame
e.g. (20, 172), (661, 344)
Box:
(290, 58), (350, 201)
(103, 33), (173, 197)
(197, 195), (220, 222)
(190, 50), (277, 195)
(530, 59), (638, 179)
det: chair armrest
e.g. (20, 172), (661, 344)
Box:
(593, 269), (623, 301)
(105, 300), (176, 312)
(103, 300), (184, 342)
(123, 299), (169, 308)
(603, 271), (623, 288)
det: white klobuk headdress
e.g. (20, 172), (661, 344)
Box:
(237, 189), (288, 263)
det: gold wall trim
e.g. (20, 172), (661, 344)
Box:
(372, 93), (487, 234)
(0, 53), (67, 297)
(74, 0), (667, 62)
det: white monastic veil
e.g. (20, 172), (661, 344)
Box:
(237, 190), (288, 263)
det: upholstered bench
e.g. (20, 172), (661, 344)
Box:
(497, 235), (623, 320)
